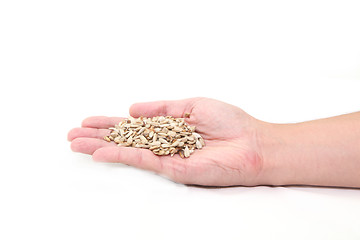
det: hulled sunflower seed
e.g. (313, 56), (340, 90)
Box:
(184, 146), (190, 157)
(196, 140), (202, 149)
(127, 136), (133, 145)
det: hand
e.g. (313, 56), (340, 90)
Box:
(68, 97), (268, 186)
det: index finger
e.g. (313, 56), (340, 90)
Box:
(129, 97), (203, 118)
(81, 116), (125, 129)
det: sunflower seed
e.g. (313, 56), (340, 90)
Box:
(125, 130), (133, 138)
(167, 131), (176, 137)
(158, 138), (168, 144)
(149, 131), (154, 138)
(149, 145), (160, 150)
(173, 126), (183, 132)
(151, 132), (157, 141)
(114, 137), (121, 144)
(137, 127), (145, 135)
(196, 140), (202, 149)
(139, 135), (148, 143)
(171, 140), (180, 147)
(127, 136), (133, 145)
(184, 146), (190, 157)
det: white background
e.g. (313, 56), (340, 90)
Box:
(1, 0), (360, 239)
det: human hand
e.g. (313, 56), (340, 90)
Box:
(68, 97), (270, 186)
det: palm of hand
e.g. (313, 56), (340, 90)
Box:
(68, 98), (264, 186)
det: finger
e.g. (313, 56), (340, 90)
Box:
(81, 116), (125, 129)
(92, 147), (190, 181)
(129, 97), (203, 118)
(70, 137), (115, 155)
(67, 128), (110, 141)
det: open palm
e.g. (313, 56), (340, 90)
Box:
(68, 97), (266, 186)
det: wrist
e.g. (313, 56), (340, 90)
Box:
(253, 113), (360, 188)
(256, 122), (304, 186)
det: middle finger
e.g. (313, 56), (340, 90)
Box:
(68, 127), (110, 141)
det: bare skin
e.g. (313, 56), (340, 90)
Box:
(68, 97), (360, 188)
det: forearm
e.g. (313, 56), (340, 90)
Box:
(260, 112), (360, 188)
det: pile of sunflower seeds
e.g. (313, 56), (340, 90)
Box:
(104, 115), (205, 158)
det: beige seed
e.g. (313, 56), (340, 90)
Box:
(167, 131), (176, 137)
(152, 122), (160, 127)
(192, 132), (201, 139)
(125, 130), (133, 138)
(119, 129), (125, 137)
(114, 137), (121, 144)
(159, 138), (168, 144)
(187, 136), (195, 141)
(169, 148), (177, 154)
(127, 136), (133, 145)
(184, 146), (190, 157)
(173, 126), (182, 132)
(150, 141), (161, 146)
(139, 135), (148, 143)
(160, 127), (168, 133)
(149, 145), (160, 150)
(171, 140), (180, 147)
(152, 133), (157, 142)
(196, 140), (202, 149)
(137, 127), (145, 135)
(110, 132), (118, 138)
(149, 131), (154, 138)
